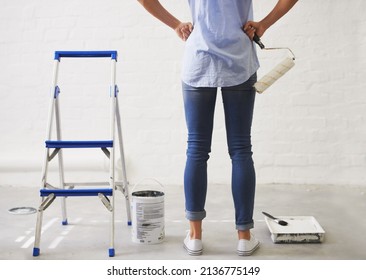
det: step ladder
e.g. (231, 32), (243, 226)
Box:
(32, 50), (131, 257)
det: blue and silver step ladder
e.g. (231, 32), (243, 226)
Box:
(32, 51), (131, 257)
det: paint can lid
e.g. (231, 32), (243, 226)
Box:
(8, 207), (37, 215)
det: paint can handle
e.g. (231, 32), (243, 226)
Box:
(131, 177), (165, 194)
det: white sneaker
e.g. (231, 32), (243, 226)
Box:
(183, 232), (203, 256)
(237, 234), (260, 256)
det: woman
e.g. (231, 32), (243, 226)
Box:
(137, 0), (298, 256)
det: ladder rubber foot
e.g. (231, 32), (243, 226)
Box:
(127, 221), (132, 226)
(33, 248), (40, 256)
(62, 219), (68, 225)
(109, 248), (115, 257)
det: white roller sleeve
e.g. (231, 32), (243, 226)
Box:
(254, 57), (295, 93)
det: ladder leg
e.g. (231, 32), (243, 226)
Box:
(33, 113), (54, 256)
(55, 96), (68, 225)
(108, 142), (115, 257)
(33, 197), (44, 256)
(116, 98), (131, 225)
(108, 59), (117, 257)
(109, 185), (115, 257)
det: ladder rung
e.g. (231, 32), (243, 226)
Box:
(45, 140), (113, 148)
(54, 50), (117, 60)
(40, 188), (113, 197)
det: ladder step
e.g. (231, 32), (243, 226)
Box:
(45, 140), (113, 148)
(40, 188), (113, 197)
(54, 50), (117, 61)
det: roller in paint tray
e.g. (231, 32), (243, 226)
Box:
(253, 34), (296, 94)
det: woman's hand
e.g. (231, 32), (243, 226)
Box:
(243, 21), (267, 41)
(175, 22), (193, 41)
(137, 0), (192, 41)
(243, 0), (298, 41)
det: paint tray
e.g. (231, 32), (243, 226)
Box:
(264, 216), (325, 243)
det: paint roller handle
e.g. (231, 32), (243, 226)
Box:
(253, 33), (265, 49)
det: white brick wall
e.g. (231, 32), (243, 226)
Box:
(1, 0), (365, 187)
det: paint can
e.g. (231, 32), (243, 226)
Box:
(131, 178), (165, 244)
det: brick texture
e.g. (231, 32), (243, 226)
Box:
(0, 0), (365, 186)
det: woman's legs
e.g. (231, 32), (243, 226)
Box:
(221, 74), (257, 239)
(182, 82), (217, 239)
(182, 72), (257, 245)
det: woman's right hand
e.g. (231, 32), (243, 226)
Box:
(175, 22), (193, 41)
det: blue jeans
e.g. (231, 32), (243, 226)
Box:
(182, 74), (257, 231)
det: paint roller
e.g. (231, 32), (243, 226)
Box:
(253, 34), (295, 94)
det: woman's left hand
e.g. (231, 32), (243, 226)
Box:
(243, 21), (266, 41)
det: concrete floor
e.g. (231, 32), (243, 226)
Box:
(1, 183), (366, 260)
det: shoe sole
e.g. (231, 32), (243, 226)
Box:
(237, 241), (260, 256)
(183, 244), (203, 256)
